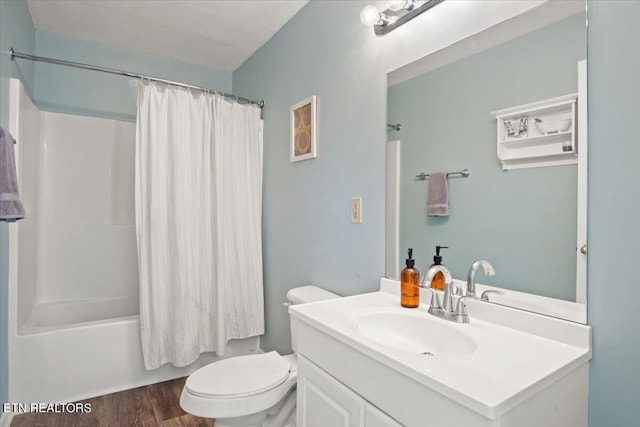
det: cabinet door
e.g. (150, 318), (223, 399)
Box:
(365, 403), (404, 427)
(297, 355), (365, 427)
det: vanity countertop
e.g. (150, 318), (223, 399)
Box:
(289, 280), (591, 419)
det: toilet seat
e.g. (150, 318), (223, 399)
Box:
(186, 351), (292, 399)
(180, 353), (298, 420)
(180, 286), (341, 425)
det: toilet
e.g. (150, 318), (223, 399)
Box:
(180, 286), (340, 427)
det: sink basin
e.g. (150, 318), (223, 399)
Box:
(353, 311), (477, 356)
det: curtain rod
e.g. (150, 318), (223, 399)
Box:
(8, 47), (265, 108)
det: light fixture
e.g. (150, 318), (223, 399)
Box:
(359, 4), (394, 27)
(386, 0), (418, 12)
(361, 0), (445, 36)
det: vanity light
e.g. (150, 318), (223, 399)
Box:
(386, 0), (418, 12)
(361, 0), (445, 36)
(359, 4), (393, 27)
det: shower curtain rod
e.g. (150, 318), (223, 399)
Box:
(8, 48), (265, 108)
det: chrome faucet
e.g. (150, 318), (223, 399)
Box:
(466, 260), (496, 297)
(452, 260), (501, 323)
(420, 260), (502, 323)
(420, 265), (459, 318)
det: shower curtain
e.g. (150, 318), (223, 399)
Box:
(135, 82), (264, 370)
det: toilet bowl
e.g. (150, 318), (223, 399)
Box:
(180, 286), (339, 427)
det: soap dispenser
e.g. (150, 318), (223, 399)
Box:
(401, 248), (420, 308)
(429, 245), (449, 290)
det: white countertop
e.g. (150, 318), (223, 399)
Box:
(290, 281), (591, 419)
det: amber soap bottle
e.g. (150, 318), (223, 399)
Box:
(429, 245), (449, 290)
(401, 248), (420, 308)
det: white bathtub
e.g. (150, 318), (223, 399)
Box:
(7, 78), (260, 405)
(21, 297), (138, 333)
(11, 295), (259, 404)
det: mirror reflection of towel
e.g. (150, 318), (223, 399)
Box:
(427, 172), (449, 217)
(0, 126), (26, 222)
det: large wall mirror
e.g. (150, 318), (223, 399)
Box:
(386, 1), (587, 321)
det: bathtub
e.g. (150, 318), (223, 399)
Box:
(11, 292), (259, 404)
(21, 297), (138, 333)
(7, 78), (260, 406)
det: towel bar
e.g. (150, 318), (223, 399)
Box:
(416, 169), (470, 181)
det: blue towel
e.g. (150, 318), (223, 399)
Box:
(0, 126), (26, 221)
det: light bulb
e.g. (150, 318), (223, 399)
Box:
(360, 5), (381, 26)
(386, 0), (406, 11)
(387, 0), (420, 11)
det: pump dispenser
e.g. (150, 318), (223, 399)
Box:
(429, 245), (449, 290)
(401, 248), (420, 308)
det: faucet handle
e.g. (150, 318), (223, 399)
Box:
(480, 290), (505, 302)
(448, 282), (463, 296)
(454, 296), (471, 323)
(427, 290), (443, 316)
(442, 282), (462, 313)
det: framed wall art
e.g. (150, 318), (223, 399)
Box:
(290, 95), (317, 162)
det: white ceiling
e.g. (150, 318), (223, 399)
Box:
(26, 0), (308, 72)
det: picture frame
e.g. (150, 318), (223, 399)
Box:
(290, 95), (317, 162)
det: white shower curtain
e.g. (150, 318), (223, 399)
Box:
(135, 82), (264, 370)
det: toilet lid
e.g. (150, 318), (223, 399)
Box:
(186, 351), (292, 399)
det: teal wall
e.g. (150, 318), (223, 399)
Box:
(34, 31), (231, 121)
(0, 0), (36, 406)
(234, 0), (640, 424)
(1, 0), (640, 424)
(233, 0), (387, 352)
(389, 14), (585, 301)
(587, 1), (640, 425)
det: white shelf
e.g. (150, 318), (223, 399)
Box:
(492, 94), (577, 170)
(500, 130), (572, 146)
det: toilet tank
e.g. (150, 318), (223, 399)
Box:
(286, 286), (339, 353)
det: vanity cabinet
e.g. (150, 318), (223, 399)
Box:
(365, 403), (404, 427)
(291, 288), (591, 427)
(297, 354), (402, 427)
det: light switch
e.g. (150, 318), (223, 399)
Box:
(351, 197), (362, 224)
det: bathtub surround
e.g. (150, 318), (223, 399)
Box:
(1, 5), (250, 405)
(136, 82), (264, 369)
(7, 78), (260, 405)
(10, 80), (138, 313)
(0, 0), (36, 406)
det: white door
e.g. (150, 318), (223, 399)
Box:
(365, 403), (403, 427)
(297, 355), (365, 427)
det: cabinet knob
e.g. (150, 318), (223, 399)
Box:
(580, 244), (587, 255)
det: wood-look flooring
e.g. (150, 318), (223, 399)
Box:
(11, 377), (214, 427)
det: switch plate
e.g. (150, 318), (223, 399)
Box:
(351, 197), (362, 224)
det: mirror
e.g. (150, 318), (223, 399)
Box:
(386, 2), (587, 312)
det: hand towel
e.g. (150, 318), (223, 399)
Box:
(0, 126), (26, 222)
(427, 172), (449, 217)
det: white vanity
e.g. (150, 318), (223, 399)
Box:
(290, 279), (591, 427)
